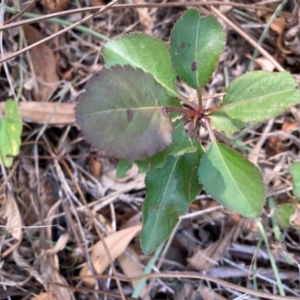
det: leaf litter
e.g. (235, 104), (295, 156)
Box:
(1, 1), (300, 299)
(23, 25), (60, 102)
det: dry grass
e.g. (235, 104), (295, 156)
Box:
(1, 1), (300, 299)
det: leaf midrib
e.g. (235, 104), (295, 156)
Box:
(80, 106), (165, 118)
(214, 142), (253, 213)
(195, 16), (201, 90)
(145, 157), (179, 251)
(222, 88), (295, 109)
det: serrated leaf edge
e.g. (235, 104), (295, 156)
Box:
(170, 9), (226, 90)
(142, 156), (180, 253)
(199, 142), (266, 217)
(221, 71), (300, 123)
(102, 32), (177, 97)
(75, 65), (176, 160)
(208, 112), (247, 135)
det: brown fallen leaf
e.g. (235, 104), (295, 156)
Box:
(80, 224), (142, 286)
(39, 236), (73, 300)
(133, 0), (153, 33)
(89, 0), (104, 5)
(118, 245), (150, 300)
(265, 16), (292, 55)
(23, 25), (60, 102)
(88, 156), (102, 177)
(198, 283), (227, 300)
(289, 204), (300, 228)
(254, 57), (276, 71)
(41, 0), (69, 12)
(38, 202), (72, 300)
(18, 164), (58, 226)
(219, 0), (233, 14)
(0, 191), (22, 257)
(0, 101), (75, 125)
(282, 120), (298, 132)
(32, 292), (57, 300)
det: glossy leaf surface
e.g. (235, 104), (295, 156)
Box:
(221, 71), (300, 122)
(289, 162), (300, 198)
(170, 9), (225, 90)
(102, 33), (177, 96)
(198, 142), (265, 217)
(0, 100), (22, 167)
(209, 111), (245, 135)
(141, 143), (203, 254)
(76, 66), (179, 160)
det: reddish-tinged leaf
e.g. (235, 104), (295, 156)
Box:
(76, 66), (179, 160)
(80, 225), (141, 286)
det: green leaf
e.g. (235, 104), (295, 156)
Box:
(276, 204), (295, 228)
(102, 33), (177, 97)
(141, 143), (203, 254)
(198, 142), (266, 217)
(0, 100), (22, 167)
(136, 119), (196, 173)
(289, 162), (300, 198)
(116, 159), (133, 178)
(209, 111), (245, 135)
(221, 71), (300, 123)
(170, 9), (225, 90)
(76, 66), (179, 160)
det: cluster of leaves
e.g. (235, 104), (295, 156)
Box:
(76, 9), (300, 254)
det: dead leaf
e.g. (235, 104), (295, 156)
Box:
(19, 165), (59, 226)
(0, 102), (75, 125)
(265, 16), (292, 55)
(266, 136), (285, 155)
(99, 163), (145, 196)
(88, 156), (102, 177)
(40, 255), (73, 300)
(89, 0), (104, 5)
(32, 292), (57, 300)
(174, 283), (194, 300)
(1, 191), (22, 257)
(118, 245), (149, 300)
(96, 214), (113, 233)
(219, 0), (233, 14)
(38, 203), (72, 300)
(23, 25), (60, 102)
(188, 218), (247, 271)
(254, 57), (276, 71)
(198, 283), (227, 300)
(282, 120), (298, 132)
(80, 224), (142, 286)
(284, 25), (300, 55)
(289, 204), (300, 228)
(41, 0), (69, 12)
(133, 0), (153, 32)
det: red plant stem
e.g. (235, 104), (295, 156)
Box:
(203, 106), (222, 114)
(165, 106), (202, 116)
(197, 89), (202, 112)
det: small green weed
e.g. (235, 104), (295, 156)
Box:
(76, 9), (300, 254)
